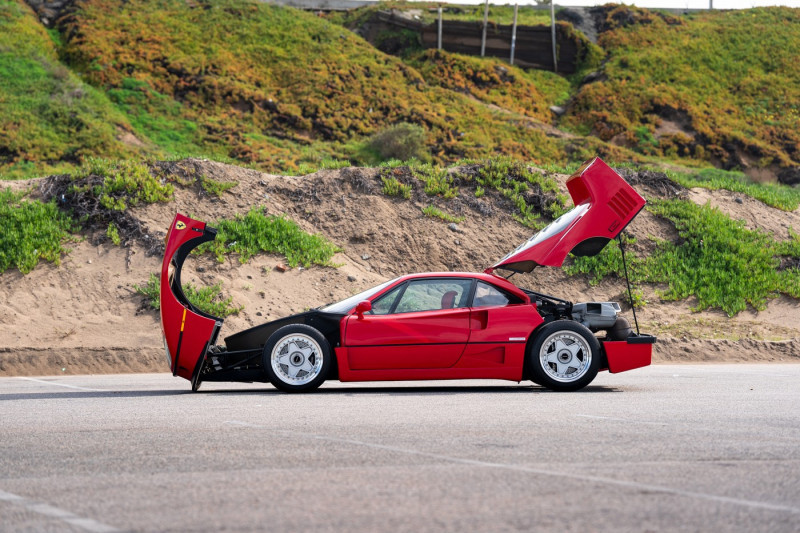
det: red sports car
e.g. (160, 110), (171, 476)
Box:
(160, 157), (655, 392)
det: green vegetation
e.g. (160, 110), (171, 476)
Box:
(469, 158), (569, 228)
(646, 200), (800, 315)
(378, 159), (568, 229)
(198, 208), (341, 267)
(0, 0), (140, 179)
(71, 159), (173, 211)
(200, 176), (238, 197)
(54, 0), (567, 174)
(568, 200), (800, 316)
(106, 223), (121, 245)
(409, 50), (571, 124)
(667, 167), (800, 211)
(362, 123), (430, 164)
(381, 175), (412, 199)
(414, 164), (458, 198)
(0, 188), (77, 274)
(422, 205), (464, 223)
(563, 6), (800, 173)
(135, 273), (242, 317)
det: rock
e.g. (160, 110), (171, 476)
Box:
(256, 312), (262, 317)
(550, 105), (566, 116)
(448, 223), (459, 232)
(361, 254), (371, 260)
(275, 264), (288, 272)
(455, 239), (461, 245)
(197, 266), (206, 273)
(734, 197), (743, 204)
(347, 275), (357, 282)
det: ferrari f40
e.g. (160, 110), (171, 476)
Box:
(159, 157), (655, 392)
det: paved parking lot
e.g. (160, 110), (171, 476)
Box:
(1, 365), (799, 532)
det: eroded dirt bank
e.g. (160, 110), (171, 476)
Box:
(1, 160), (798, 377)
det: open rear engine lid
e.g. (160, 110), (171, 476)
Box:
(486, 157), (646, 274)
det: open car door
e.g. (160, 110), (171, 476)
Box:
(160, 214), (221, 387)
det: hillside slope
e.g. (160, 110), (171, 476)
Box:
(4, 1), (798, 182)
(562, 6), (800, 182)
(0, 0), (142, 178)
(55, 0), (581, 171)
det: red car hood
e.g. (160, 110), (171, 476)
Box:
(486, 157), (646, 273)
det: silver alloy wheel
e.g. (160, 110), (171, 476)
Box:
(539, 330), (592, 383)
(270, 333), (324, 386)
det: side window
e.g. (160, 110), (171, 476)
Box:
(392, 279), (473, 314)
(370, 285), (404, 315)
(472, 281), (511, 308)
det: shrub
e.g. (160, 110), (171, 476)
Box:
(366, 123), (430, 163)
(0, 189), (76, 274)
(381, 176), (412, 199)
(134, 273), (242, 317)
(197, 208), (341, 268)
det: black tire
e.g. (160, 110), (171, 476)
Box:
(262, 324), (331, 393)
(529, 320), (600, 392)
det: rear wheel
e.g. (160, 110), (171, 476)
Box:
(263, 324), (331, 393)
(529, 321), (600, 392)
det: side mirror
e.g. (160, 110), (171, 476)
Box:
(355, 300), (372, 319)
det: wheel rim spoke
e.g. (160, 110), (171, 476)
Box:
(271, 334), (323, 386)
(540, 331), (590, 383)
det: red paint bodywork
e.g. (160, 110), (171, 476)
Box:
(160, 213), (220, 381)
(488, 157), (647, 273)
(333, 273), (543, 381)
(159, 157), (654, 388)
(603, 340), (652, 373)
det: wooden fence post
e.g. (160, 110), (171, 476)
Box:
(480, 0), (489, 57)
(550, 0), (557, 73)
(510, 3), (518, 65)
(438, 7), (442, 50)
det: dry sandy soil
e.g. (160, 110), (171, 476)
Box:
(1, 159), (798, 377)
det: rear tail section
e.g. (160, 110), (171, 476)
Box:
(160, 214), (221, 382)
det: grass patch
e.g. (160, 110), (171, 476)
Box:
(71, 158), (173, 211)
(199, 176), (238, 197)
(0, 188), (77, 274)
(381, 175), (412, 199)
(645, 199), (800, 315)
(413, 163), (458, 198)
(0, 0), (140, 179)
(409, 49), (571, 124)
(135, 273), (242, 317)
(666, 167), (800, 211)
(465, 158), (569, 228)
(567, 199), (800, 316)
(197, 208), (340, 267)
(106, 222), (121, 245)
(422, 205), (464, 223)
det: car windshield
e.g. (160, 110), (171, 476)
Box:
(318, 278), (399, 314)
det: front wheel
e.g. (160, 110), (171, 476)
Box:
(263, 324), (331, 393)
(529, 321), (600, 392)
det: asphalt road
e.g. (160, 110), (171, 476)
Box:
(1, 365), (799, 532)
